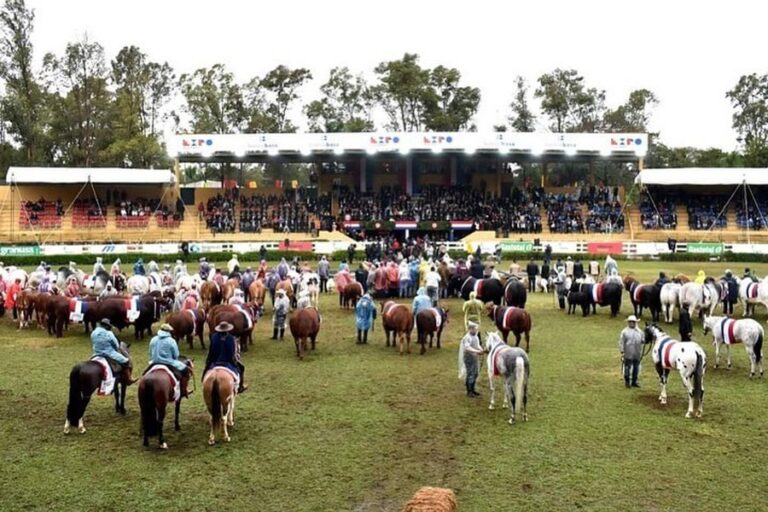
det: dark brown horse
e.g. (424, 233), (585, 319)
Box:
(381, 301), (414, 355)
(46, 295), (71, 338)
(64, 342), (134, 434)
(415, 307), (448, 355)
(486, 304), (532, 351)
(342, 281), (363, 309)
(289, 307), (321, 359)
(138, 357), (193, 449)
(34, 291), (53, 329)
(166, 308), (207, 350)
(15, 289), (36, 329)
(200, 281), (223, 310)
(207, 303), (259, 352)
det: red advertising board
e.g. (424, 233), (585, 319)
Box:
(587, 242), (623, 254)
(278, 241), (313, 251)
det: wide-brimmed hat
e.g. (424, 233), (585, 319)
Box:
(160, 323), (174, 332)
(100, 318), (113, 329)
(215, 321), (234, 332)
(468, 321), (479, 330)
(626, 315), (638, 323)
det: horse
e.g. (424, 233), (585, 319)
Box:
(200, 281), (223, 310)
(64, 342), (134, 434)
(15, 289), (37, 329)
(570, 281), (623, 317)
(643, 324), (706, 418)
(484, 332), (530, 424)
(342, 281), (363, 309)
(680, 280), (720, 318)
(452, 276), (505, 305)
(503, 278), (527, 308)
(299, 273), (321, 309)
(660, 282), (682, 323)
(415, 307), (448, 355)
(126, 275), (150, 296)
(276, 279), (294, 308)
(289, 306), (321, 359)
(703, 315), (764, 377)
(138, 357), (193, 449)
(248, 279), (267, 307)
(381, 301), (414, 355)
(673, 273), (691, 284)
(486, 304), (532, 351)
(207, 303), (259, 353)
(623, 275), (661, 321)
(203, 366), (238, 445)
(738, 279), (768, 317)
(166, 308), (207, 350)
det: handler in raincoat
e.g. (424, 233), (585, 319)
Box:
(694, 270), (706, 285)
(412, 287), (432, 322)
(462, 291), (484, 330)
(354, 292), (377, 344)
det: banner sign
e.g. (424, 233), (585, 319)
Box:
(587, 242), (623, 254)
(0, 245), (40, 256)
(500, 241), (533, 252)
(686, 242), (724, 255)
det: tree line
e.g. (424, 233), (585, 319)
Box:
(0, 0), (766, 176)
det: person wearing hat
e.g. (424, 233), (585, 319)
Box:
(618, 315), (643, 388)
(133, 258), (146, 276)
(5, 277), (22, 319)
(228, 289), (245, 306)
(64, 276), (80, 298)
(723, 269), (739, 315)
(198, 257), (211, 281)
(227, 254), (240, 276)
(90, 318), (131, 376)
(743, 267), (758, 283)
(355, 292), (377, 344)
(654, 271), (669, 289)
(679, 303), (693, 342)
(205, 321), (246, 393)
(458, 321), (483, 397)
(272, 288), (290, 340)
(92, 257), (106, 277)
(146, 324), (191, 397)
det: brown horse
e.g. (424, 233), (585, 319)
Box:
(221, 278), (240, 303)
(486, 304), (532, 351)
(276, 279), (294, 304)
(289, 307), (321, 359)
(138, 358), (193, 449)
(200, 281), (223, 310)
(64, 342), (134, 434)
(342, 281), (363, 309)
(381, 301), (414, 355)
(207, 303), (259, 352)
(674, 273), (691, 284)
(166, 308), (206, 350)
(34, 291), (53, 329)
(15, 289), (36, 329)
(248, 279), (267, 306)
(415, 307), (448, 355)
(203, 367), (237, 445)
(46, 295), (71, 338)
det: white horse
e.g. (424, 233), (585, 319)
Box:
(643, 324), (706, 418)
(703, 315), (764, 377)
(738, 279), (768, 317)
(484, 332), (530, 424)
(679, 281), (719, 318)
(1, 266), (29, 288)
(126, 275), (150, 295)
(660, 282), (681, 323)
(147, 272), (164, 292)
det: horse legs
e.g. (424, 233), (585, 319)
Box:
(222, 400), (231, 443)
(208, 415), (216, 445)
(505, 378), (515, 424)
(726, 344), (732, 369)
(311, 334), (317, 351)
(488, 374), (496, 410)
(158, 407), (167, 449)
(523, 380), (529, 422)
(513, 332), (521, 348)
(174, 400), (181, 431)
(227, 395), (235, 428)
(79, 394), (92, 434)
(714, 341), (721, 368)
(681, 372), (695, 419)
(656, 364), (668, 405)
(502, 330), (510, 344)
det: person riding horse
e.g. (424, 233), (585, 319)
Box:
(655, 272), (669, 289)
(199, 257), (211, 281)
(144, 323), (191, 398)
(133, 258), (146, 276)
(205, 321), (247, 394)
(93, 257), (106, 277)
(463, 291), (484, 330)
(91, 318), (132, 377)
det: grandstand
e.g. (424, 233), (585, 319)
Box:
(7, 133), (765, 248)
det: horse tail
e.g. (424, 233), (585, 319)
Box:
(513, 356), (526, 420)
(66, 365), (83, 425)
(210, 377), (222, 430)
(693, 351), (704, 402)
(139, 379), (159, 438)
(755, 328), (764, 364)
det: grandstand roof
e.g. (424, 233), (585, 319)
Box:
(636, 168), (768, 186)
(171, 132), (648, 163)
(6, 167), (176, 185)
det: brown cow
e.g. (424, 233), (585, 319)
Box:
(207, 303), (259, 353)
(200, 281), (223, 310)
(166, 308), (207, 350)
(289, 307), (321, 359)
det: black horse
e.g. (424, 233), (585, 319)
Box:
(450, 276), (505, 305)
(504, 277), (527, 308)
(623, 275), (661, 321)
(570, 281), (623, 317)
(64, 342), (134, 434)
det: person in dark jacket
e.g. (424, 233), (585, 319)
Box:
(541, 261), (550, 283)
(679, 303), (693, 342)
(205, 321), (247, 393)
(355, 263), (369, 293)
(723, 269), (739, 315)
(573, 258), (584, 280)
(655, 272), (669, 289)
(526, 260), (539, 292)
(469, 257), (484, 279)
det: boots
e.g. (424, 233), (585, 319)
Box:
(356, 329), (362, 344)
(270, 328), (278, 340)
(363, 330), (368, 344)
(279, 328), (285, 340)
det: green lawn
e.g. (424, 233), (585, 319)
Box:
(0, 260), (767, 511)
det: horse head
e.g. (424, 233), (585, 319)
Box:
(623, 274), (636, 290)
(702, 314), (717, 335)
(484, 302), (496, 318)
(643, 323), (662, 344)
(484, 331), (504, 352)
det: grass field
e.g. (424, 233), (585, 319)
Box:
(1, 260), (768, 511)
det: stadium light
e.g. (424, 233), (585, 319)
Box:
(464, 147), (476, 155)
(565, 147), (577, 156)
(498, 147), (510, 155)
(600, 148), (612, 157)
(530, 148), (543, 157)
(431, 147), (442, 154)
(234, 149), (246, 158)
(333, 147), (345, 156)
(300, 148), (312, 157)
(366, 147), (378, 156)
(267, 148), (279, 157)
(398, 147), (410, 155)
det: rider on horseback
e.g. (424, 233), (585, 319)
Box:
(92, 257), (106, 276)
(91, 318), (132, 378)
(199, 257), (211, 281)
(111, 258), (121, 276)
(145, 324), (191, 397)
(133, 258), (146, 276)
(205, 321), (247, 393)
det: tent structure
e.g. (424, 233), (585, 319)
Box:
(5, 167), (175, 185)
(636, 168), (768, 186)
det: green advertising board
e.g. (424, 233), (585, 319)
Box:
(0, 245), (40, 256)
(686, 242), (724, 255)
(500, 241), (533, 252)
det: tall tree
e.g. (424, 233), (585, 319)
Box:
(603, 89), (658, 132)
(534, 68), (606, 132)
(421, 65), (480, 131)
(372, 53), (431, 131)
(507, 76), (536, 132)
(256, 65), (312, 133)
(726, 73), (768, 166)
(43, 35), (114, 166)
(304, 66), (373, 133)
(0, 0), (44, 163)
(178, 64), (246, 133)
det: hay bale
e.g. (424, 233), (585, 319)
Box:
(401, 487), (457, 512)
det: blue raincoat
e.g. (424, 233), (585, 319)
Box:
(133, 260), (146, 276)
(412, 287), (432, 316)
(91, 327), (129, 364)
(409, 260), (420, 285)
(148, 330), (186, 373)
(355, 295), (377, 330)
(277, 259), (289, 280)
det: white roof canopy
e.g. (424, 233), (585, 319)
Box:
(636, 168), (768, 186)
(6, 167), (175, 185)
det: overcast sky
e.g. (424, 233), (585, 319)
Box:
(25, 0), (767, 150)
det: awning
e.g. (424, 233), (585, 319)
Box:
(6, 167), (176, 185)
(635, 168), (768, 186)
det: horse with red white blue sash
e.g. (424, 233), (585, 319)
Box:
(643, 324), (706, 418)
(484, 332), (529, 425)
(623, 275), (661, 321)
(738, 278), (768, 317)
(486, 304), (532, 351)
(702, 315), (764, 378)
